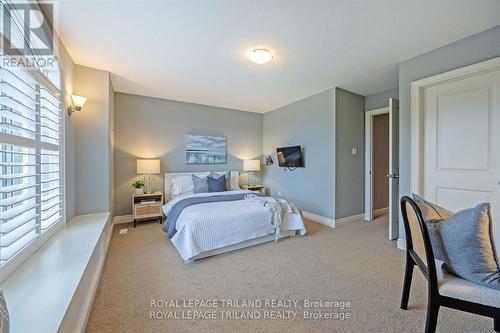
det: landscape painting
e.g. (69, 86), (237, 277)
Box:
(186, 134), (227, 164)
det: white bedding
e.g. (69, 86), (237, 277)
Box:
(162, 190), (306, 261)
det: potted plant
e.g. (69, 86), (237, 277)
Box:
(131, 179), (145, 194)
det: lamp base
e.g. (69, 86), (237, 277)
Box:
(247, 171), (256, 186)
(145, 174), (154, 194)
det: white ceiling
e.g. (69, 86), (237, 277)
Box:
(52, 0), (500, 113)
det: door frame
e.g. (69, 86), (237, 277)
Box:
(410, 56), (500, 195)
(364, 107), (389, 221)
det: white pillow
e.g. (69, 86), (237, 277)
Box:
(170, 176), (194, 198)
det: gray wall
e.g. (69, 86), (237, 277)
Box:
(74, 65), (114, 215)
(263, 89), (335, 219)
(335, 88), (365, 219)
(114, 93), (263, 216)
(398, 25), (500, 240)
(365, 87), (398, 111)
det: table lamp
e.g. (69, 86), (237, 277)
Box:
(243, 159), (260, 186)
(137, 159), (160, 194)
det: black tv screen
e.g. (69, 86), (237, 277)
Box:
(277, 146), (304, 167)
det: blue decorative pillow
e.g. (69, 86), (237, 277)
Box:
(192, 175), (208, 193)
(412, 194), (500, 290)
(438, 203), (500, 290)
(207, 174), (226, 192)
(209, 172), (231, 190)
(412, 193), (453, 220)
(412, 194), (453, 261)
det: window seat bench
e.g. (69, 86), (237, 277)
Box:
(1, 213), (112, 333)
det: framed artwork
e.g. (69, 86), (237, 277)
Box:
(185, 134), (227, 164)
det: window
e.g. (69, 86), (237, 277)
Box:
(0, 1), (63, 271)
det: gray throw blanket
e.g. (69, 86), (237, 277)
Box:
(163, 193), (261, 238)
(243, 194), (301, 240)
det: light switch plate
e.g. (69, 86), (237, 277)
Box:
(119, 228), (128, 235)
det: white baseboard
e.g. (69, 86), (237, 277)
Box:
(302, 211), (336, 229)
(118, 210), (362, 231)
(302, 212), (365, 229)
(335, 213), (365, 225)
(397, 238), (406, 250)
(113, 215), (132, 224)
(374, 207), (389, 216)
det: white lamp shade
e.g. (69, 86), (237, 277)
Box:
(137, 159), (160, 174)
(72, 95), (87, 108)
(243, 159), (261, 171)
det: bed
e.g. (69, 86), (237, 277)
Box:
(162, 171), (306, 262)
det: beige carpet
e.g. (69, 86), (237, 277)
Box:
(86, 216), (494, 333)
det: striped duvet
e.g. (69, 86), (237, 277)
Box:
(162, 190), (306, 261)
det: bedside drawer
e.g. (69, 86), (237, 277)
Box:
(135, 204), (160, 216)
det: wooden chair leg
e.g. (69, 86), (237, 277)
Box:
(400, 255), (414, 310)
(494, 318), (500, 332)
(425, 299), (440, 333)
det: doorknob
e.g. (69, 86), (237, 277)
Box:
(386, 174), (392, 179)
(386, 173), (399, 179)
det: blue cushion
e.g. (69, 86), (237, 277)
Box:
(207, 174), (226, 192)
(192, 175), (208, 193)
(439, 203), (500, 290)
(209, 171), (231, 190)
(412, 194), (500, 290)
(412, 194), (453, 261)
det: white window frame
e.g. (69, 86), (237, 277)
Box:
(0, 0), (65, 284)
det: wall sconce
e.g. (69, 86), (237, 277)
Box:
(68, 95), (87, 115)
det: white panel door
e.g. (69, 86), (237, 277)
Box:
(423, 68), (500, 245)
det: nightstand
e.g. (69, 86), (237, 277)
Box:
(132, 191), (164, 227)
(241, 184), (265, 195)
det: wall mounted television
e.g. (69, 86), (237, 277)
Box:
(276, 145), (304, 167)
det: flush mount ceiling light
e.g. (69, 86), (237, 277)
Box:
(247, 48), (273, 64)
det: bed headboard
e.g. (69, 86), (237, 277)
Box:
(164, 171), (240, 199)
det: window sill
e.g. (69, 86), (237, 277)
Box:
(0, 212), (111, 333)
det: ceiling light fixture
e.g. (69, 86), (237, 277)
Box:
(247, 48), (273, 64)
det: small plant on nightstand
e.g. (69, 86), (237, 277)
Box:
(131, 179), (145, 194)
